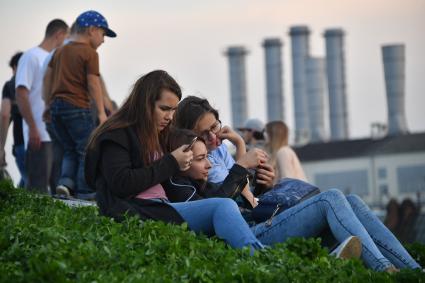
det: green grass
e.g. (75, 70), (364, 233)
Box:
(0, 180), (424, 282)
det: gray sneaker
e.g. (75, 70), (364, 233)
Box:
(56, 185), (71, 197)
(330, 236), (362, 259)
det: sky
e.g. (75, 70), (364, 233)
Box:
(1, 0), (424, 184)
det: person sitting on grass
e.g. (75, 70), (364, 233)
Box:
(164, 127), (421, 273)
(84, 70), (267, 252)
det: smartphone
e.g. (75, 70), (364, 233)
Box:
(183, 137), (198, 152)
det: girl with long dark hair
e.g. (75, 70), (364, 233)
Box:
(85, 70), (264, 250)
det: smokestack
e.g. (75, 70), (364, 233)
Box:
(224, 46), (249, 128)
(324, 28), (349, 141)
(306, 57), (327, 143)
(263, 38), (284, 122)
(289, 26), (310, 144)
(382, 44), (409, 136)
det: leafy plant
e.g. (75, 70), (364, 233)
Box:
(0, 180), (424, 282)
(407, 242), (425, 268)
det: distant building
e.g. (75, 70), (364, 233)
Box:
(224, 46), (249, 129)
(289, 26), (311, 144)
(263, 38), (285, 122)
(295, 132), (425, 207)
(324, 28), (349, 141)
(382, 44), (409, 136)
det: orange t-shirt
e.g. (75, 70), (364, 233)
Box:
(49, 42), (100, 109)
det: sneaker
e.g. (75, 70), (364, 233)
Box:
(385, 266), (399, 273)
(56, 185), (71, 197)
(330, 236), (362, 259)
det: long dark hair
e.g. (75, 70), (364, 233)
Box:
(173, 96), (219, 130)
(168, 127), (208, 190)
(87, 70), (182, 164)
(167, 127), (205, 152)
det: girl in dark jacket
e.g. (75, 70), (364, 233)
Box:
(84, 70), (263, 250)
(165, 128), (252, 203)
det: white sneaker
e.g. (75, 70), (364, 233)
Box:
(330, 236), (362, 259)
(56, 185), (71, 197)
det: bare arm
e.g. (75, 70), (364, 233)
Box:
(291, 149), (308, 181)
(234, 137), (246, 160)
(240, 184), (258, 208)
(275, 147), (292, 179)
(0, 98), (11, 166)
(218, 126), (246, 159)
(99, 76), (115, 115)
(16, 86), (40, 149)
(87, 74), (106, 124)
(42, 67), (53, 103)
(102, 89), (114, 115)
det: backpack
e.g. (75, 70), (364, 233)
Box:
(252, 178), (320, 224)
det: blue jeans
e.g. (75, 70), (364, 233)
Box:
(346, 194), (420, 269)
(250, 189), (421, 271)
(45, 122), (64, 191)
(169, 198), (264, 250)
(12, 144), (26, 188)
(50, 99), (95, 199)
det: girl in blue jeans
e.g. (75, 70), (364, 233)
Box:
(84, 70), (264, 254)
(85, 71), (418, 272)
(164, 128), (421, 272)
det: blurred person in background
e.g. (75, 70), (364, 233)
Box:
(15, 19), (68, 193)
(237, 118), (266, 151)
(264, 120), (307, 183)
(0, 52), (25, 186)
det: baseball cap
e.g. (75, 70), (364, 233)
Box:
(76, 10), (117, 38)
(237, 118), (265, 133)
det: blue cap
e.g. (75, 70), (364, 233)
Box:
(76, 10), (117, 38)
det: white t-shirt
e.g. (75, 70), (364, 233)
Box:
(15, 46), (51, 147)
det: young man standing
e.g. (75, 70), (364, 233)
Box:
(15, 19), (68, 193)
(46, 11), (116, 200)
(0, 52), (25, 186)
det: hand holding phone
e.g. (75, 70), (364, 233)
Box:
(183, 137), (198, 152)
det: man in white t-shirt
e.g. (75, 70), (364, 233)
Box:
(15, 19), (68, 193)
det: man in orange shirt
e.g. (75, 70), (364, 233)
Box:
(45, 10), (116, 200)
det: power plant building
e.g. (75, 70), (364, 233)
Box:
(289, 26), (311, 144)
(263, 38), (285, 122)
(224, 46), (249, 128)
(224, 28), (424, 216)
(306, 57), (327, 143)
(324, 28), (349, 141)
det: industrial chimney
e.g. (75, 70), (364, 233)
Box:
(263, 38), (284, 122)
(224, 46), (249, 128)
(289, 26), (310, 144)
(382, 44), (409, 136)
(306, 57), (327, 143)
(324, 28), (349, 141)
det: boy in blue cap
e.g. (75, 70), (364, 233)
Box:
(45, 10), (116, 199)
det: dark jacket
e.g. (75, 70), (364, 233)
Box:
(84, 126), (184, 224)
(164, 163), (250, 204)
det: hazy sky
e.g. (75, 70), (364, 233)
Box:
(1, 0), (424, 184)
